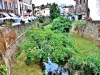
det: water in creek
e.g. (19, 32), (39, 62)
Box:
(43, 57), (68, 75)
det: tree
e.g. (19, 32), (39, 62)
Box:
(51, 16), (72, 33)
(41, 4), (45, 10)
(20, 28), (76, 65)
(50, 3), (60, 20)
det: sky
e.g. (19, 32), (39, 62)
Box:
(32, 0), (75, 6)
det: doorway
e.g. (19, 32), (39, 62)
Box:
(78, 15), (82, 20)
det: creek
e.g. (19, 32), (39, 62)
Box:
(43, 57), (68, 75)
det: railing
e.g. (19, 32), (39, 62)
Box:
(0, 9), (13, 13)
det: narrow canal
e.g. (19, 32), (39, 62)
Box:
(43, 57), (68, 75)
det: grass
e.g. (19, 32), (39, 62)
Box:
(12, 51), (43, 75)
(69, 32), (100, 58)
(11, 29), (99, 75)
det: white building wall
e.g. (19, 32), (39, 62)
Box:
(17, 0), (21, 16)
(88, 0), (100, 20)
(63, 8), (69, 15)
(41, 8), (50, 16)
(17, 1), (32, 16)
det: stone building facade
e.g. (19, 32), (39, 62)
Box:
(18, 0), (32, 16)
(74, 0), (89, 20)
(0, 0), (13, 13)
(12, 0), (18, 15)
(68, 5), (74, 14)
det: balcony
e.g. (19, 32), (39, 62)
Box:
(0, 9), (13, 13)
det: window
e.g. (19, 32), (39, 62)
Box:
(25, 5), (28, 10)
(4, 1), (8, 9)
(76, 1), (78, 4)
(9, 3), (12, 10)
(0, 0), (3, 9)
(80, 0), (82, 4)
(84, 0), (85, 3)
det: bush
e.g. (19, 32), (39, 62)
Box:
(38, 16), (45, 23)
(28, 19), (31, 23)
(50, 3), (60, 20)
(51, 16), (72, 33)
(3, 22), (12, 26)
(10, 19), (15, 22)
(69, 52), (100, 75)
(74, 20), (86, 26)
(20, 20), (25, 24)
(25, 56), (31, 66)
(20, 28), (76, 65)
(0, 65), (7, 75)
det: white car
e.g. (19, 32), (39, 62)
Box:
(8, 13), (22, 26)
(0, 13), (22, 26)
(21, 15), (37, 23)
(0, 12), (12, 25)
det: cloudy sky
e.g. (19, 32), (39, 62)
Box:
(32, 0), (75, 6)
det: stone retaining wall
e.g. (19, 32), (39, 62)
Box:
(0, 23), (33, 75)
(73, 21), (100, 44)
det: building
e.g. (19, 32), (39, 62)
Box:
(40, 4), (50, 16)
(0, 0), (13, 13)
(12, 0), (18, 15)
(35, 6), (41, 16)
(59, 5), (74, 16)
(88, 0), (100, 20)
(35, 3), (51, 17)
(74, 0), (89, 20)
(74, 0), (100, 20)
(18, 0), (32, 16)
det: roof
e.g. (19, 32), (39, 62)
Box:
(63, 5), (74, 8)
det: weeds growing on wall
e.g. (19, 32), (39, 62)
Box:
(0, 65), (7, 75)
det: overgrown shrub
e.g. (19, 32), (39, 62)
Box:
(28, 19), (31, 23)
(38, 16), (45, 23)
(26, 56), (31, 66)
(69, 52), (100, 75)
(10, 19), (15, 22)
(0, 65), (7, 75)
(3, 22), (12, 26)
(20, 20), (25, 24)
(51, 16), (72, 33)
(20, 28), (76, 65)
(74, 20), (86, 26)
(50, 3), (60, 20)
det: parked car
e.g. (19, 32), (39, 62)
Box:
(21, 15), (37, 23)
(8, 13), (22, 26)
(0, 12), (12, 25)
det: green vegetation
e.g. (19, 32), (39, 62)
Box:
(0, 65), (7, 75)
(38, 17), (50, 28)
(12, 51), (43, 75)
(20, 28), (76, 65)
(20, 17), (74, 66)
(10, 19), (15, 23)
(51, 16), (72, 33)
(50, 3), (60, 20)
(69, 33), (100, 75)
(18, 16), (100, 75)
(20, 20), (25, 24)
(38, 16), (45, 23)
(74, 20), (86, 25)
